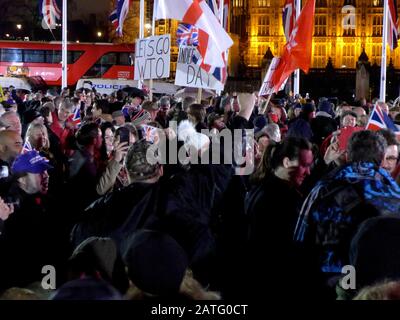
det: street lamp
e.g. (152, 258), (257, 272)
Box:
(145, 23), (151, 35)
(16, 24), (22, 30)
(97, 31), (103, 38)
(5, 34), (10, 38)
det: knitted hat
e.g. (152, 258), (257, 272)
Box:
(123, 230), (189, 296)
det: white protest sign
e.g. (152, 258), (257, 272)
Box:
(259, 57), (288, 96)
(134, 34), (171, 80)
(175, 45), (224, 91)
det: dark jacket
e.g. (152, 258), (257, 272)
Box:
(311, 113), (338, 145)
(244, 173), (318, 298)
(287, 116), (313, 141)
(0, 187), (50, 289)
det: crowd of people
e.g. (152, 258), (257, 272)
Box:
(0, 84), (400, 301)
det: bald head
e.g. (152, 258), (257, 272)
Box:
(0, 112), (22, 135)
(0, 130), (23, 163)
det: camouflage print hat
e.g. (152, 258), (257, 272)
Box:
(124, 139), (160, 182)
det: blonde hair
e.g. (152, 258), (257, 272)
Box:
(25, 123), (50, 150)
(354, 280), (400, 300)
(125, 269), (221, 300)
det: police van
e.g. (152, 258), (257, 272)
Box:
(76, 78), (179, 96)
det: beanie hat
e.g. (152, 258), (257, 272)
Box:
(123, 230), (189, 295)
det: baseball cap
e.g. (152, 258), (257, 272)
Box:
(12, 150), (52, 174)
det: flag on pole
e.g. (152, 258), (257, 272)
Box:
(282, 0), (297, 42)
(154, 0), (233, 69)
(270, 0), (315, 92)
(110, 0), (132, 37)
(40, 0), (61, 29)
(109, 10), (118, 30)
(387, 0), (399, 50)
(366, 104), (399, 131)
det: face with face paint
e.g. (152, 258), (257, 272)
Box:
(286, 149), (314, 187)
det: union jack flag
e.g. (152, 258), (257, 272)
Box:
(109, 0), (132, 37)
(366, 104), (398, 132)
(68, 107), (81, 128)
(177, 24), (199, 47)
(40, 0), (61, 28)
(388, 0), (399, 50)
(21, 140), (33, 154)
(282, 0), (297, 42)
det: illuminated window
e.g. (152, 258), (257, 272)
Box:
(314, 15), (327, 36)
(258, 16), (270, 36)
(313, 45), (326, 67)
(371, 45), (382, 64)
(372, 0), (383, 6)
(372, 15), (383, 36)
(342, 45), (355, 67)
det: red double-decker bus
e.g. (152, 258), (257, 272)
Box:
(0, 41), (134, 87)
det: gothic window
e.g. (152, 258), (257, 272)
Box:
(314, 15), (327, 36)
(342, 45), (355, 67)
(372, 15), (383, 36)
(313, 45), (327, 67)
(372, 0), (383, 6)
(258, 16), (270, 36)
(316, 0), (327, 7)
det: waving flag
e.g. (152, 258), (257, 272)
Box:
(68, 107), (81, 128)
(388, 0), (399, 50)
(366, 104), (399, 132)
(109, 9), (118, 30)
(177, 23), (199, 46)
(154, 0), (233, 68)
(110, 0), (132, 37)
(21, 140), (33, 154)
(283, 0), (297, 42)
(270, 0), (315, 92)
(40, 0), (61, 29)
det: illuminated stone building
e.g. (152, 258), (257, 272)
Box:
(242, 0), (399, 70)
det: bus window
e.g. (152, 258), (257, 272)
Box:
(43, 50), (83, 64)
(1, 49), (23, 62)
(68, 51), (83, 63)
(118, 52), (131, 66)
(100, 53), (117, 65)
(45, 50), (62, 64)
(24, 50), (45, 63)
(83, 52), (119, 78)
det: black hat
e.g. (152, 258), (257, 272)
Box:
(23, 109), (42, 124)
(123, 230), (189, 296)
(69, 237), (129, 294)
(122, 87), (146, 100)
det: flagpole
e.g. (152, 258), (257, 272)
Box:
(149, 1), (157, 102)
(61, 0), (67, 89)
(293, 0), (301, 96)
(138, 0), (145, 90)
(215, 0), (225, 97)
(380, 0), (389, 102)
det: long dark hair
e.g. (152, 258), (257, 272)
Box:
(251, 137), (312, 183)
